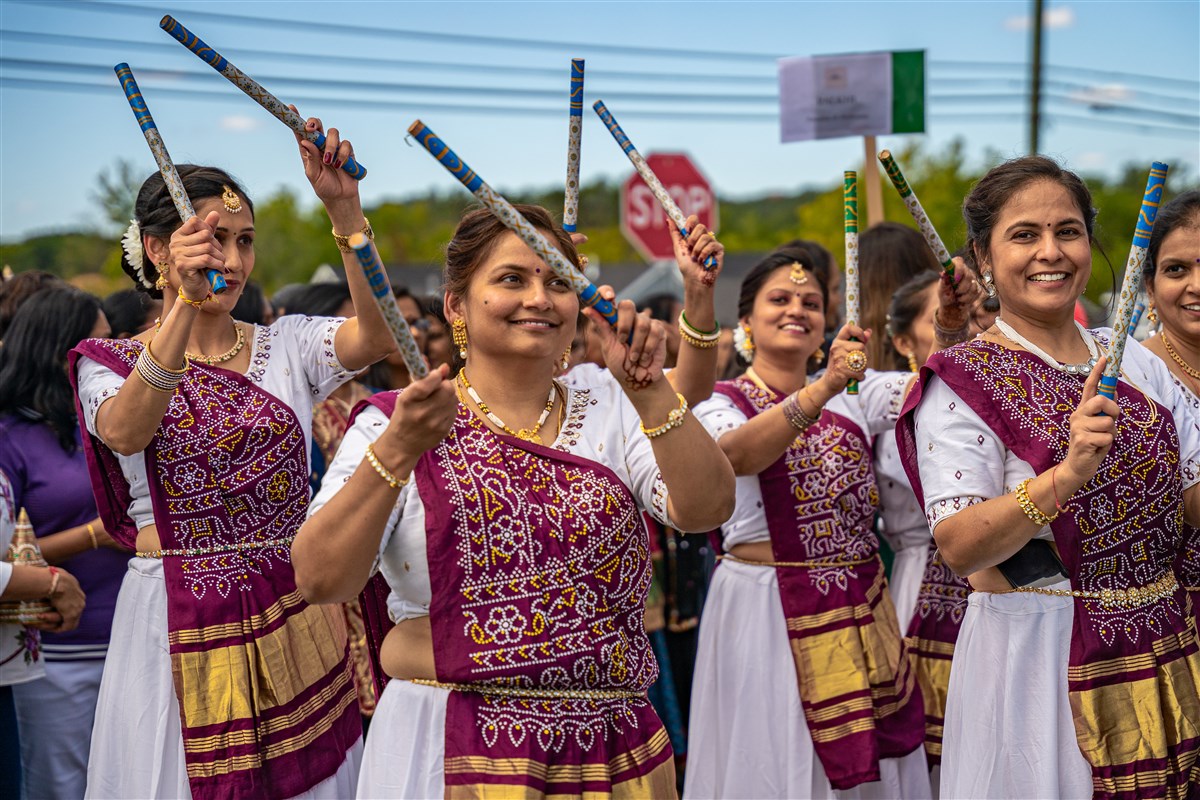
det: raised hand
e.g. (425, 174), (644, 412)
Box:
(818, 323), (870, 396)
(168, 210), (224, 302)
(291, 106), (361, 207)
(379, 364), (458, 461)
(668, 214), (724, 288)
(1061, 357), (1120, 488)
(585, 300), (666, 391)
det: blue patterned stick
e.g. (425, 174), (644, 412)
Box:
(159, 15), (367, 181)
(1099, 161), (1169, 401)
(407, 120), (618, 326)
(1128, 298), (1147, 336)
(349, 233), (428, 380)
(592, 100), (718, 270)
(113, 63), (226, 295)
(563, 59), (585, 233)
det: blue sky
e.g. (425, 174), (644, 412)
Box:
(1, 0), (1197, 241)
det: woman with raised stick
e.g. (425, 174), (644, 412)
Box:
(898, 158), (1200, 798)
(293, 203), (735, 799)
(685, 242), (977, 799)
(72, 116), (394, 799)
(1137, 189), (1200, 618)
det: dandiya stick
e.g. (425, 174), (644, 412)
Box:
(844, 171), (860, 395)
(407, 120), (618, 326)
(592, 100), (718, 270)
(1099, 161), (1169, 401)
(113, 63), (226, 295)
(349, 233), (428, 380)
(878, 150), (954, 278)
(159, 15), (367, 181)
(563, 59), (584, 233)
(1128, 298), (1147, 336)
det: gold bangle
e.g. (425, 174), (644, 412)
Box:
(176, 286), (209, 309)
(1015, 477), (1058, 526)
(143, 339), (187, 375)
(333, 217), (373, 253)
(640, 393), (689, 439)
(679, 328), (720, 349)
(364, 442), (408, 489)
(86, 523), (98, 550)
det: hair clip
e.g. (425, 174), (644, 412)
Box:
(221, 186), (243, 214)
(789, 261), (808, 286)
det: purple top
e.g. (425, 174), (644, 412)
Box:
(0, 413), (127, 655)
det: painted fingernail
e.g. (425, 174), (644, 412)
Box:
(323, 152), (333, 165)
(334, 158), (343, 169)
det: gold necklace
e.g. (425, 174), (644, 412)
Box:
(187, 321), (246, 366)
(1161, 330), (1200, 380)
(457, 370), (557, 444)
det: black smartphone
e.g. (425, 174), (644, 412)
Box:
(997, 539), (1068, 589)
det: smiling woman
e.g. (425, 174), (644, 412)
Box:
(1138, 190), (1200, 621)
(898, 157), (1200, 798)
(291, 202), (735, 799)
(68, 113), (397, 800)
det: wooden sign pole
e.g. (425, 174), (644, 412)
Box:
(863, 135), (885, 227)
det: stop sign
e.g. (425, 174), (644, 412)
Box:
(620, 153), (718, 262)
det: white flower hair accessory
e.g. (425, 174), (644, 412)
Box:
(733, 321), (755, 364)
(120, 219), (152, 290)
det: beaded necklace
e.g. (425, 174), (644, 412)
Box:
(994, 317), (1098, 375)
(457, 370), (558, 444)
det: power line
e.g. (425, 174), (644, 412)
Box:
(3, 29), (1196, 108)
(6, 56), (1195, 131)
(14, 0), (1199, 93)
(5, 74), (1197, 139)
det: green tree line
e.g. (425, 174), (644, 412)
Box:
(3, 140), (1192, 302)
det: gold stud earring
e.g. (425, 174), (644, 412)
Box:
(1148, 305), (1159, 324)
(155, 261), (170, 291)
(451, 318), (469, 359)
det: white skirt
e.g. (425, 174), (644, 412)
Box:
(85, 557), (362, 799)
(684, 559), (931, 800)
(889, 542), (927, 630)
(940, 584), (1092, 799)
(357, 679), (448, 798)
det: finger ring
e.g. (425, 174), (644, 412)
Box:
(707, 231), (717, 239)
(844, 350), (868, 371)
(577, 254), (589, 270)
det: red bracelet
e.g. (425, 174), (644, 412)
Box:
(47, 566), (61, 597)
(1050, 465), (1069, 512)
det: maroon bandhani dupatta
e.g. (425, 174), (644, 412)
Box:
(898, 339), (1200, 799)
(69, 338), (360, 800)
(715, 377), (924, 790)
(903, 543), (969, 767)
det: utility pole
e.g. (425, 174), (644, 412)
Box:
(1029, 0), (1044, 154)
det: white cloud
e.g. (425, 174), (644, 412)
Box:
(1005, 6), (1076, 31)
(220, 115), (264, 133)
(1076, 152), (1107, 169)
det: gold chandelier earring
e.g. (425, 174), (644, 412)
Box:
(451, 318), (469, 360)
(907, 352), (919, 373)
(560, 345), (572, 372)
(155, 261), (170, 292)
(1148, 304), (1159, 325)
